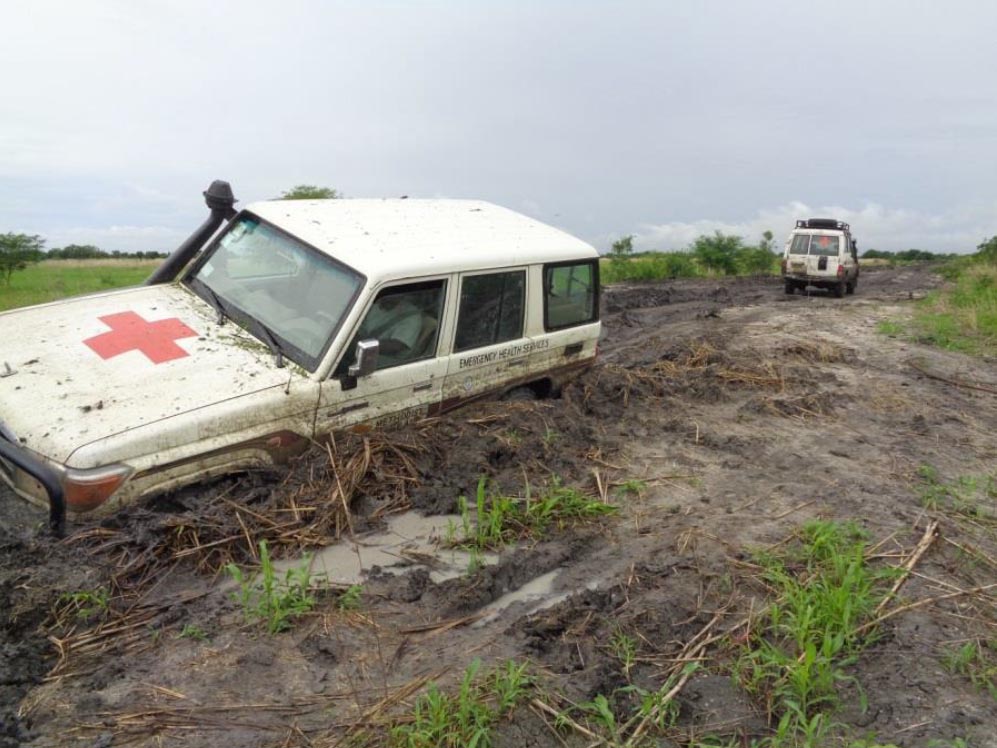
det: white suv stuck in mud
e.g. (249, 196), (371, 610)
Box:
(781, 218), (859, 297)
(0, 182), (601, 533)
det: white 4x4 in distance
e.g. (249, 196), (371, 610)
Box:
(781, 218), (859, 298)
(0, 181), (601, 534)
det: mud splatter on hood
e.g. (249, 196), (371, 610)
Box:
(0, 283), (294, 464)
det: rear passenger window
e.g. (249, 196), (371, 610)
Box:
(545, 261), (597, 330)
(789, 235), (810, 255)
(454, 271), (525, 352)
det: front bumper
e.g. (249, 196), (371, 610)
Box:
(0, 436), (65, 536)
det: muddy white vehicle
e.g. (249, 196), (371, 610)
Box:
(0, 182), (601, 533)
(781, 218), (859, 297)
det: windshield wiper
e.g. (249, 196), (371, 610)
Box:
(201, 284), (227, 325)
(254, 322), (286, 369)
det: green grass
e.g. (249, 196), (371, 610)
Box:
(176, 623), (209, 641)
(609, 627), (638, 679)
(0, 259), (157, 312)
(941, 640), (997, 699)
(337, 583), (363, 612)
(601, 252), (701, 282)
(225, 540), (321, 634)
(600, 248), (780, 284)
(916, 465), (996, 523)
(876, 320), (904, 337)
(390, 659), (532, 748)
(914, 262), (997, 354)
(553, 665), (692, 746)
(613, 478), (648, 499)
(734, 521), (897, 747)
(447, 477), (616, 552)
(59, 587), (111, 622)
(878, 259), (997, 356)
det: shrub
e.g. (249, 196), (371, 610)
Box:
(691, 232), (742, 275)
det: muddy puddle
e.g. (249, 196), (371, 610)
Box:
(277, 511), (498, 586)
(4, 265), (996, 748)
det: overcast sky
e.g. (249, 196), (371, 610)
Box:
(3, 0), (997, 255)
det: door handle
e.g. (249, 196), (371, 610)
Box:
(413, 382), (433, 392)
(335, 401), (368, 415)
(564, 342), (583, 356)
(505, 359), (526, 368)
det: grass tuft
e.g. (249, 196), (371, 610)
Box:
(390, 659), (532, 748)
(941, 640), (997, 699)
(225, 540), (320, 634)
(735, 520), (896, 746)
(917, 465), (996, 523)
(58, 587), (111, 622)
(447, 477), (616, 552)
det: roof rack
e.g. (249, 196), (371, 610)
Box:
(795, 218), (850, 232)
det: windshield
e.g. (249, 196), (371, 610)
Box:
(789, 233), (841, 257)
(185, 215), (363, 370)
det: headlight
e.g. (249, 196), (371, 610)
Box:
(63, 464), (134, 511)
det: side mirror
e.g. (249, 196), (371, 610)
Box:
(348, 339), (380, 379)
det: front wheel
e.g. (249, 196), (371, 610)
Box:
(504, 386), (538, 402)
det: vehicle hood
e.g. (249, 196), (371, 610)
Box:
(0, 283), (298, 463)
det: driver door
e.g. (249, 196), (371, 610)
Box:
(315, 279), (451, 436)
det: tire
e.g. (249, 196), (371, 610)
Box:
(846, 280), (855, 295)
(784, 280), (795, 295)
(833, 281), (845, 298)
(504, 386), (537, 402)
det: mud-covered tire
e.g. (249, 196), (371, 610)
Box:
(846, 279), (856, 295)
(833, 281), (845, 298)
(504, 386), (537, 402)
(784, 281), (795, 295)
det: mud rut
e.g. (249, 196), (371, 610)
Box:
(3, 265), (997, 747)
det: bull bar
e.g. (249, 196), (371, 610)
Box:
(0, 436), (65, 537)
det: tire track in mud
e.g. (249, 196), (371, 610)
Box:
(7, 263), (993, 747)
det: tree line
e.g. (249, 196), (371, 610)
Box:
(0, 185), (338, 285)
(0, 234), (168, 285)
(609, 230), (780, 276)
(859, 248), (957, 262)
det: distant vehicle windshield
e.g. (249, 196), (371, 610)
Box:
(789, 234), (840, 257)
(186, 215), (363, 370)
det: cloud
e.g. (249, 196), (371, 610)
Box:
(633, 201), (997, 254)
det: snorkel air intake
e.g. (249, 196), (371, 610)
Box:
(146, 180), (237, 285)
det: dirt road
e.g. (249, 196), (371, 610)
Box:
(4, 265), (996, 747)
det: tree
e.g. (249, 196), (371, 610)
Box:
(609, 234), (634, 263)
(278, 185), (340, 200)
(759, 230), (775, 252)
(977, 236), (997, 264)
(0, 233), (44, 285)
(690, 231), (742, 275)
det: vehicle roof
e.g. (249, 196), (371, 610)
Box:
(791, 227), (849, 233)
(246, 199), (598, 280)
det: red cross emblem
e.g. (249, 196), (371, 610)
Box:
(84, 311), (198, 364)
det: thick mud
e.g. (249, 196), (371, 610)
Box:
(4, 265), (997, 747)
